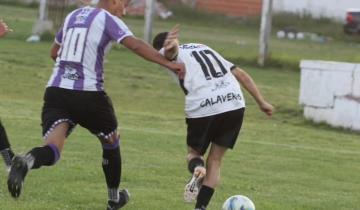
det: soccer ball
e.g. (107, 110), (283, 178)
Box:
(222, 195), (255, 210)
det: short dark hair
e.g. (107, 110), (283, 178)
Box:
(152, 32), (168, 50)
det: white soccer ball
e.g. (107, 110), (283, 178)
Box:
(222, 195), (255, 210)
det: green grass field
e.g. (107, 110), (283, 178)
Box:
(0, 4), (360, 210)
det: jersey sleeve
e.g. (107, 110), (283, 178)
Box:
(211, 48), (237, 71)
(54, 9), (74, 45)
(54, 28), (63, 45)
(105, 13), (134, 43)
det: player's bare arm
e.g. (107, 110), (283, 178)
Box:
(231, 67), (274, 116)
(121, 36), (185, 78)
(50, 43), (60, 61)
(0, 19), (13, 38)
(163, 24), (180, 60)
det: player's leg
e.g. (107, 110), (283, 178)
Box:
(0, 120), (14, 171)
(27, 122), (69, 168)
(7, 122), (69, 198)
(187, 147), (205, 173)
(98, 132), (129, 210)
(187, 147), (206, 182)
(195, 108), (245, 210)
(79, 91), (129, 210)
(184, 146), (207, 202)
(7, 87), (74, 198)
(195, 144), (227, 210)
(24, 87), (75, 170)
(184, 116), (212, 202)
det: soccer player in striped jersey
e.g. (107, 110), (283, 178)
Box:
(153, 26), (274, 210)
(7, 1), (184, 210)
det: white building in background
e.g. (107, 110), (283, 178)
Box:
(299, 60), (360, 132)
(273, 0), (360, 21)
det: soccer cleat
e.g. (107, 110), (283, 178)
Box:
(7, 155), (29, 198)
(184, 166), (206, 203)
(106, 189), (130, 210)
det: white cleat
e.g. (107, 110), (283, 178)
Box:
(184, 166), (206, 203)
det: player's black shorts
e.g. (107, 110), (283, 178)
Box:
(186, 108), (245, 155)
(41, 87), (118, 140)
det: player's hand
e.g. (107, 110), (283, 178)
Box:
(164, 24), (180, 51)
(259, 101), (274, 117)
(167, 62), (185, 79)
(0, 19), (13, 38)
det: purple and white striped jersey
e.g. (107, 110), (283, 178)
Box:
(47, 6), (133, 91)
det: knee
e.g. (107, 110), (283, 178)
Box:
(99, 132), (120, 150)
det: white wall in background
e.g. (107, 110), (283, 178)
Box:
(299, 60), (360, 131)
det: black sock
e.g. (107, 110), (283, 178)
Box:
(102, 146), (121, 201)
(0, 120), (15, 167)
(188, 157), (205, 173)
(28, 144), (60, 169)
(0, 120), (11, 150)
(195, 185), (214, 210)
(0, 148), (14, 167)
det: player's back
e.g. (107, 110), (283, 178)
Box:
(176, 43), (245, 118)
(47, 6), (133, 91)
(177, 43), (239, 95)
